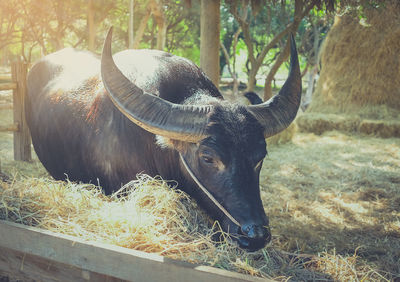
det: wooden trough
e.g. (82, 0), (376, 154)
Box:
(0, 220), (269, 282)
(0, 61), (31, 162)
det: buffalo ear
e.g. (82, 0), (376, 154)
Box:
(243, 91), (263, 105)
(155, 135), (175, 149)
(155, 135), (191, 153)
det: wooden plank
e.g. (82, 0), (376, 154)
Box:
(0, 247), (122, 282)
(0, 74), (12, 81)
(0, 221), (270, 282)
(0, 103), (13, 110)
(0, 123), (19, 132)
(0, 82), (17, 90)
(11, 61), (31, 161)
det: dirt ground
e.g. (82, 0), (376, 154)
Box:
(1, 91), (399, 280)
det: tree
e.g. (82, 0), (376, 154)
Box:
(225, 0), (335, 100)
(262, 0), (320, 100)
(200, 0), (220, 86)
(219, 2), (246, 95)
(128, 0), (135, 48)
(85, 0), (115, 52)
(0, 1), (21, 50)
(88, 0), (96, 51)
(298, 10), (332, 110)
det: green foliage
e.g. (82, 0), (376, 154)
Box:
(0, 0), (202, 63)
(0, 0), (390, 70)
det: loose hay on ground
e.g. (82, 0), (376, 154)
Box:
(296, 113), (400, 137)
(261, 132), (400, 280)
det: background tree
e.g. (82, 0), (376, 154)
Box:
(298, 10), (332, 110)
(200, 0), (220, 86)
(219, 1), (246, 95)
(225, 0), (334, 100)
(128, 0), (135, 48)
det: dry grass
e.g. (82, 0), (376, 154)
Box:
(261, 131), (400, 280)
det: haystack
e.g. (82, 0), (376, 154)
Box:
(267, 123), (297, 145)
(300, 2), (400, 136)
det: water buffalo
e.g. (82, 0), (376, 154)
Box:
(25, 28), (301, 251)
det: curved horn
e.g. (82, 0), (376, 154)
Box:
(101, 27), (211, 143)
(247, 34), (302, 138)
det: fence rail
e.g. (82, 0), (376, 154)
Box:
(0, 74), (12, 81)
(0, 61), (31, 162)
(0, 220), (267, 282)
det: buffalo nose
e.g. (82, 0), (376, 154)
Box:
(241, 223), (270, 240)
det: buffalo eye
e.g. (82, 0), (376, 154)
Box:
(199, 149), (217, 166)
(202, 155), (214, 164)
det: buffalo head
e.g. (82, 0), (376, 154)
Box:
(101, 28), (301, 251)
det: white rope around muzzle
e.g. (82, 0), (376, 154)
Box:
(179, 153), (241, 227)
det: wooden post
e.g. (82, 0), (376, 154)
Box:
(200, 0), (220, 87)
(11, 61), (31, 162)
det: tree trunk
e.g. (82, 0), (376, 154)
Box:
(156, 22), (167, 50)
(148, 0), (167, 50)
(133, 6), (151, 49)
(53, 1), (65, 50)
(229, 0), (290, 94)
(301, 18), (320, 110)
(87, 0), (96, 52)
(200, 0), (220, 87)
(128, 0), (134, 49)
(263, 40), (290, 100)
(247, 68), (258, 92)
(220, 28), (241, 96)
(301, 65), (318, 111)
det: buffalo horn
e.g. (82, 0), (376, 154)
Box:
(101, 27), (211, 143)
(247, 34), (302, 138)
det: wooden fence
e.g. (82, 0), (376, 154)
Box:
(0, 220), (270, 282)
(0, 61), (31, 162)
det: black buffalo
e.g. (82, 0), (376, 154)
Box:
(25, 28), (301, 251)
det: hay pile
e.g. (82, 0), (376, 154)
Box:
(0, 176), (218, 262)
(267, 123), (297, 145)
(300, 2), (400, 136)
(0, 175), (282, 279)
(0, 173), (392, 280)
